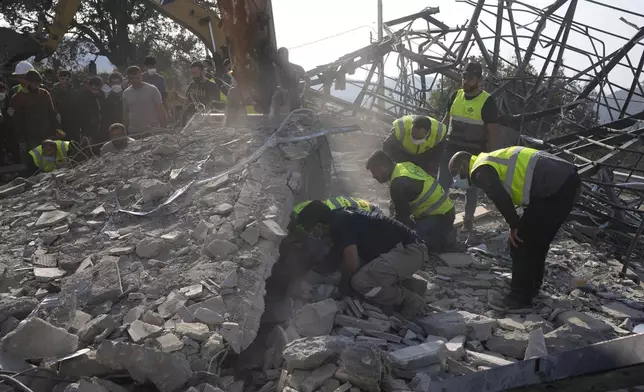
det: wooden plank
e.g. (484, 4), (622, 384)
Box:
(454, 206), (491, 227)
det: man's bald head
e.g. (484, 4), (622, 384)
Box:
(448, 151), (473, 178)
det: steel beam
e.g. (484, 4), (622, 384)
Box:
(429, 335), (644, 392)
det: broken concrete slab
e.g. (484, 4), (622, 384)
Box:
(334, 343), (383, 392)
(155, 333), (184, 353)
(485, 331), (528, 359)
(201, 333), (225, 359)
(466, 350), (514, 368)
(294, 298), (338, 337)
(135, 238), (166, 259)
(194, 308), (224, 325)
(300, 363), (337, 392)
(334, 314), (389, 332)
(418, 310), (496, 341)
(128, 320), (163, 343)
(61, 257), (122, 306)
(96, 340), (192, 392)
(524, 328), (548, 359)
(35, 210), (69, 228)
(0, 297), (39, 323)
(33, 267), (66, 282)
(389, 341), (447, 370)
(203, 238), (239, 259)
(138, 179), (170, 202)
(283, 336), (353, 370)
(555, 310), (613, 333)
(439, 253), (476, 268)
(601, 302), (644, 321)
(445, 335), (466, 360)
(175, 322), (211, 341)
(77, 314), (116, 344)
(258, 219), (287, 241)
(158, 292), (188, 319)
(1, 317), (78, 359)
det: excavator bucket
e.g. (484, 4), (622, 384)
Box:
(0, 27), (43, 74)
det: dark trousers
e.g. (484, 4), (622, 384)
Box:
(510, 173), (581, 302)
(414, 208), (456, 253)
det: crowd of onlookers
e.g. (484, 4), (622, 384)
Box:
(0, 55), (230, 175)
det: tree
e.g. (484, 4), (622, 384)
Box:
(0, 0), (206, 69)
(426, 56), (598, 140)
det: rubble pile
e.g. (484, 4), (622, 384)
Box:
(0, 116), (312, 392)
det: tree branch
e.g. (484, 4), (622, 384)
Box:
(71, 22), (111, 58)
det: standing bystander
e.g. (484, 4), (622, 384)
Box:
(122, 66), (166, 138)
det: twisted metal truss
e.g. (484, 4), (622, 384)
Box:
(305, 0), (644, 274)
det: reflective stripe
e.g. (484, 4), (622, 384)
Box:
(61, 142), (69, 158)
(436, 121), (445, 142)
(364, 287), (382, 298)
(522, 151), (541, 205)
(409, 180), (439, 211)
(451, 114), (484, 125)
(327, 198), (343, 209)
(31, 148), (43, 168)
(422, 191), (450, 216)
(395, 119), (405, 141)
(345, 197), (359, 209)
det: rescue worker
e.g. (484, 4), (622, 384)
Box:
(438, 62), (501, 232)
(292, 196), (380, 220)
(100, 123), (135, 156)
(296, 202), (428, 317)
(51, 70), (78, 143)
(448, 147), (581, 309)
(382, 115), (447, 175)
(367, 150), (455, 252)
(10, 70), (61, 155)
(25, 139), (72, 176)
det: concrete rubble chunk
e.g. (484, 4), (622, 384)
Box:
(221, 322), (242, 353)
(601, 302), (644, 321)
(35, 210), (69, 228)
(418, 310), (496, 341)
(410, 373), (432, 392)
(77, 379), (110, 392)
(128, 320), (163, 343)
(283, 336), (352, 370)
(485, 331), (529, 359)
(214, 203), (234, 215)
(123, 306), (145, 325)
(193, 219), (213, 240)
(203, 238), (238, 259)
(240, 225), (260, 245)
(179, 284), (204, 300)
(439, 253), (475, 268)
(0, 317), (78, 359)
(221, 269), (238, 289)
(524, 328), (548, 359)
(300, 363), (337, 392)
(77, 314), (116, 344)
(70, 310), (93, 333)
(155, 333), (184, 353)
(158, 292), (188, 319)
(136, 238), (166, 258)
(58, 350), (110, 379)
(142, 311), (165, 326)
(194, 308), (224, 325)
(335, 343), (383, 392)
(175, 322), (211, 341)
(138, 179), (170, 202)
(335, 314), (389, 332)
(445, 335), (466, 360)
(497, 316), (525, 331)
(466, 350), (514, 368)
(0, 297), (39, 323)
(61, 257), (122, 306)
(34, 267), (66, 282)
(96, 340), (192, 392)
(555, 310), (613, 333)
(201, 333), (225, 359)
(388, 341), (447, 370)
(187, 296), (226, 315)
(258, 219), (287, 241)
(294, 298), (339, 337)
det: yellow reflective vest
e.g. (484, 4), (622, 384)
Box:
(393, 115), (446, 155)
(28, 140), (70, 173)
(448, 89), (491, 152)
(213, 77), (258, 114)
(470, 146), (541, 206)
(293, 196), (378, 216)
(390, 162), (453, 218)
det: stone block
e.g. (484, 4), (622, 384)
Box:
(601, 302), (644, 321)
(136, 238), (166, 259)
(335, 343), (383, 392)
(58, 350), (111, 378)
(175, 322), (211, 341)
(61, 257), (122, 306)
(240, 226), (260, 245)
(258, 220), (287, 241)
(0, 297), (38, 323)
(221, 322), (242, 353)
(294, 298), (338, 337)
(155, 333), (183, 353)
(142, 311), (165, 326)
(445, 335), (466, 360)
(214, 203), (234, 215)
(0, 317), (78, 359)
(201, 333), (225, 359)
(128, 320), (163, 343)
(77, 314), (116, 344)
(179, 284), (204, 300)
(203, 238), (238, 259)
(485, 331), (528, 359)
(96, 340), (192, 392)
(123, 306), (145, 325)
(35, 210), (69, 228)
(194, 308), (224, 325)
(497, 316), (525, 331)
(439, 253), (475, 268)
(334, 314), (389, 332)
(283, 336), (352, 370)
(418, 310), (496, 341)
(158, 292), (188, 318)
(388, 341), (447, 370)
(301, 363), (337, 392)
(138, 179), (170, 202)
(524, 327), (547, 359)
(187, 296), (226, 315)
(34, 267), (66, 282)
(555, 310), (613, 333)
(192, 220), (213, 240)
(466, 350), (514, 368)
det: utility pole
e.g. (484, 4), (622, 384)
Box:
(377, 0), (385, 112)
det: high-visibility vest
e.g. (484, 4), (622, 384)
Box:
(448, 89), (491, 152)
(28, 140), (70, 173)
(293, 196), (378, 216)
(470, 146), (541, 206)
(393, 115), (446, 155)
(390, 162), (453, 218)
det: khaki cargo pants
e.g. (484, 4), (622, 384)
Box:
(350, 242), (428, 307)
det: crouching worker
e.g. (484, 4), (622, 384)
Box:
(297, 202), (428, 318)
(367, 150), (456, 252)
(24, 139), (73, 176)
(449, 146), (581, 309)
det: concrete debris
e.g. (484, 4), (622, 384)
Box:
(155, 333), (184, 353)
(135, 238), (166, 258)
(524, 328), (548, 359)
(138, 179), (170, 202)
(194, 307), (224, 325)
(485, 331), (529, 359)
(419, 310), (496, 341)
(389, 341), (447, 370)
(34, 267), (66, 282)
(294, 299), (338, 337)
(335, 343), (383, 392)
(77, 314), (116, 344)
(128, 320), (163, 343)
(35, 210), (69, 228)
(258, 219), (287, 241)
(201, 332), (225, 358)
(203, 238), (239, 259)
(175, 322), (211, 341)
(283, 336), (353, 370)
(0, 317), (78, 359)
(0, 297), (39, 323)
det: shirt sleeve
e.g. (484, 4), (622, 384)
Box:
(471, 165), (520, 228)
(446, 91), (457, 115)
(481, 96), (499, 125)
(390, 177), (423, 227)
(150, 85), (162, 105)
(382, 130), (408, 163)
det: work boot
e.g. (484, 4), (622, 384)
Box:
(399, 289), (426, 320)
(489, 294), (532, 312)
(462, 218), (474, 233)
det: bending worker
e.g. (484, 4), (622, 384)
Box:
(297, 202), (428, 317)
(439, 62), (500, 232)
(448, 146), (580, 310)
(25, 139), (72, 176)
(367, 150), (455, 253)
(382, 115), (446, 175)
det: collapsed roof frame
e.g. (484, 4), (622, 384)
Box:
(306, 0), (644, 273)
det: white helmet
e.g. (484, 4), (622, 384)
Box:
(13, 61), (34, 76)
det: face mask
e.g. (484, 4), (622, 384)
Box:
(411, 135), (427, 145)
(111, 85), (122, 93)
(43, 156), (57, 163)
(147, 68), (156, 75)
(0, 93), (5, 101)
(101, 85), (111, 95)
(453, 175), (470, 190)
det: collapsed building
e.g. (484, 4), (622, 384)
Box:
(0, 1), (644, 392)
